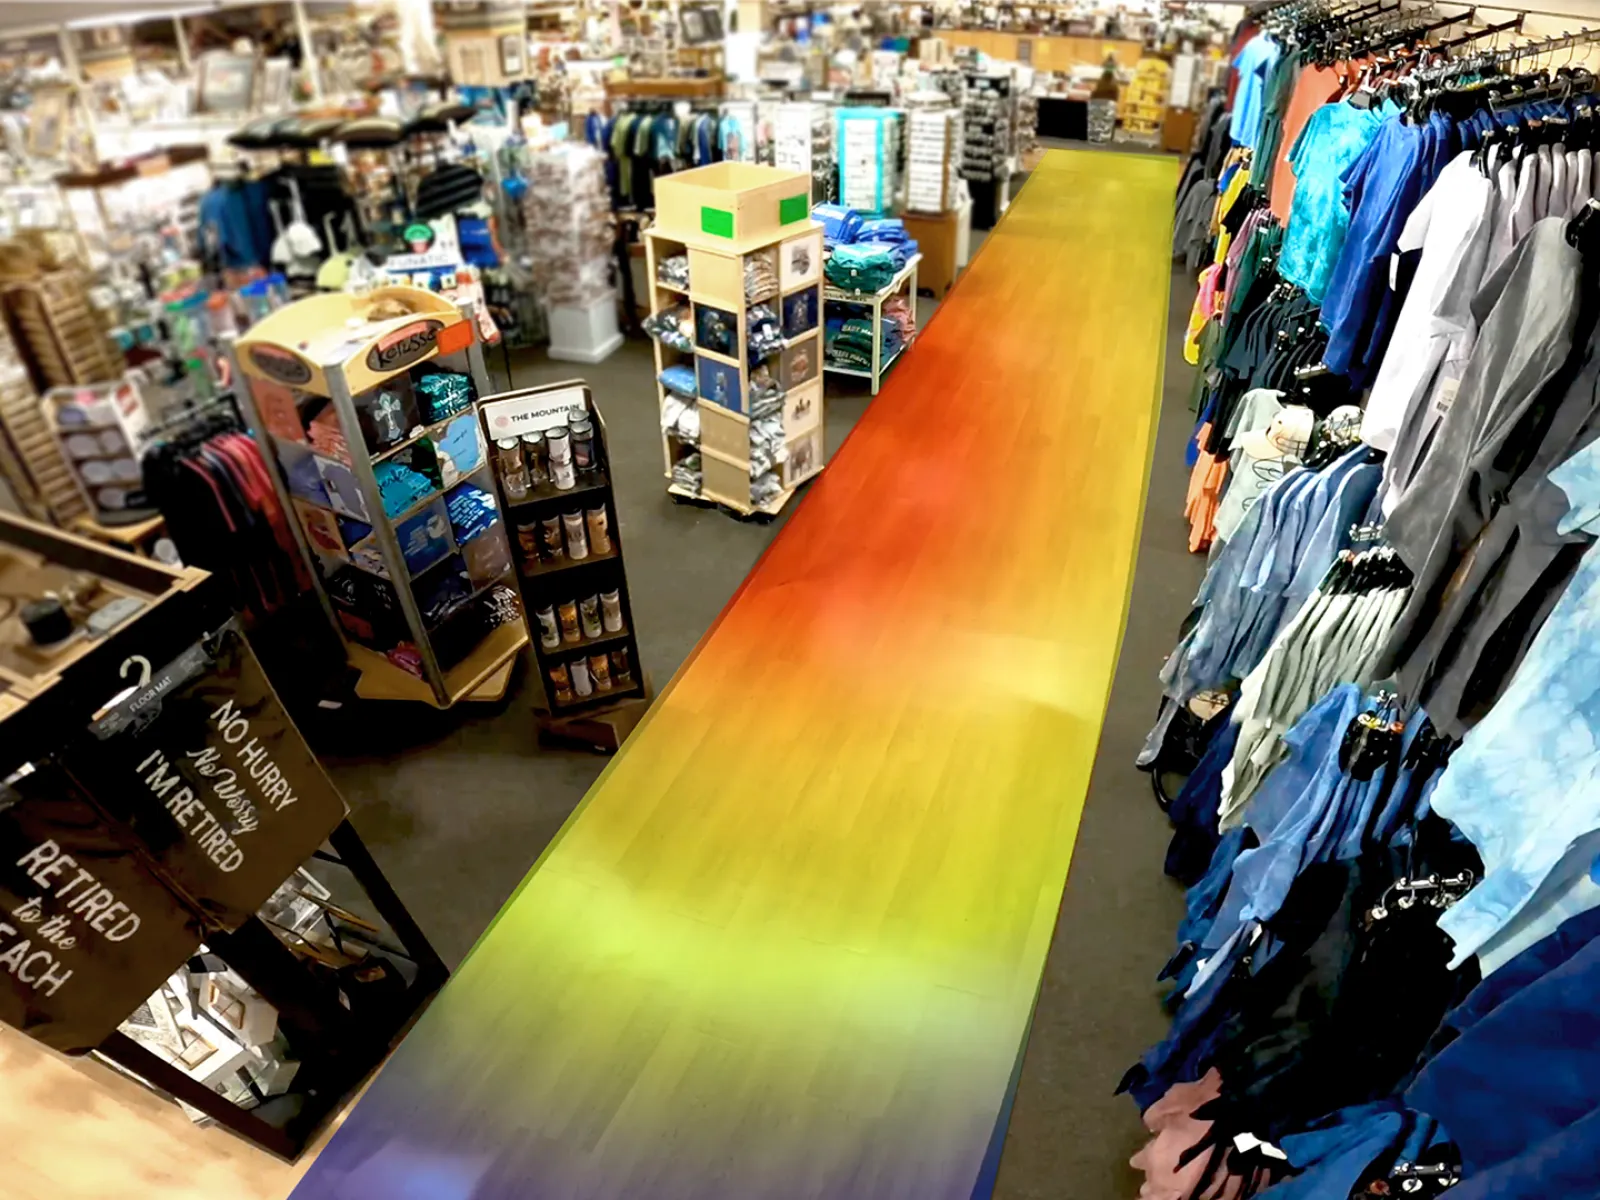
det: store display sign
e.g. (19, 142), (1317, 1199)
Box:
(366, 319), (446, 374)
(67, 621), (348, 932)
(0, 764), (202, 1053)
(384, 214), (464, 272)
(249, 345), (314, 386)
(481, 386), (588, 438)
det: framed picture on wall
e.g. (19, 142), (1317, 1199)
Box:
(27, 85), (71, 160)
(257, 57), (292, 112)
(196, 51), (257, 114)
(499, 32), (524, 77)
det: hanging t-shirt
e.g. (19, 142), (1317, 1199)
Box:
(1229, 33), (1282, 149)
(1360, 152), (1495, 454)
(1318, 110), (1432, 381)
(1268, 65), (1347, 222)
(1277, 99), (1392, 303)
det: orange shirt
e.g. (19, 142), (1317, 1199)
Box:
(1268, 65), (1347, 223)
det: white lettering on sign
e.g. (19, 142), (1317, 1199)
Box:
(482, 387), (588, 438)
(8, 836), (148, 1001)
(202, 699), (299, 812)
(135, 749), (245, 873)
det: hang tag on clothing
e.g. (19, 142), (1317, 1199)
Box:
(1433, 377), (1461, 418)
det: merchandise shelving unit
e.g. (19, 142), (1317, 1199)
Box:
(961, 72), (1014, 229)
(476, 381), (649, 732)
(232, 286), (528, 708)
(643, 163), (826, 518)
(823, 254), (922, 395)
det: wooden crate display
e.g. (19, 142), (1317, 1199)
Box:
(653, 163), (813, 250)
(643, 172), (826, 519)
(1, 270), (122, 390)
(0, 366), (88, 524)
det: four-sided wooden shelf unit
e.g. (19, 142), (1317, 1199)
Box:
(643, 163), (826, 518)
(231, 286), (529, 709)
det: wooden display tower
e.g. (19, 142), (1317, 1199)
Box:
(644, 163), (826, 518)
(232, 287), (528, 708)
(477, 381), (651, 750)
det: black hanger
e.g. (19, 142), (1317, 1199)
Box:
(1567, 198), (1600, 251)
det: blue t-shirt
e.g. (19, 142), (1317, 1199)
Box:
(1278, 100), (1391, 303)
(1317, 111), (1429, 380)
(1229, 34), (1281, 148)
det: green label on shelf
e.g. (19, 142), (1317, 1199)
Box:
(700, 206), (734, 238)
(779, 194), (808, 224)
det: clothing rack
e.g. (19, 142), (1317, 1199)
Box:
(1149, 14), (1600, 1197)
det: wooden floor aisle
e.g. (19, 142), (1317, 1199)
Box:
(284, 148), (1178, 1200)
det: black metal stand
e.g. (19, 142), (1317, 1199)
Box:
(96, 819), (447, 1161)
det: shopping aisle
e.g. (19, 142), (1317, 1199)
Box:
(289, 148), (1176, 1200)
(994, 270), (1207, 1197)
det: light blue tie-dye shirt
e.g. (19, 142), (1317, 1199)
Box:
(1278, 100), (1393, 303)
(1432, 434), (1600, 969)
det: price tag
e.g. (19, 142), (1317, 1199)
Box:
(1432, 377), (1461, 417)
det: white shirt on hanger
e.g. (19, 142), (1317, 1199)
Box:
(1549, 144), (1568, 219)
(1360, 153), (1494, 453)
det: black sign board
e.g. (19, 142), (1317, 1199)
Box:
(0, 764), (202, 1053)
(66, 621), (347, 932)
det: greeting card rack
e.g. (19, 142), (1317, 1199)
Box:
(230, 286), (528, 709)
(476, 381), (649, 744)
(643, 162), (827, 519)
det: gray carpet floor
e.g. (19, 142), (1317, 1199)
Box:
(314, 204), (1205, 1196)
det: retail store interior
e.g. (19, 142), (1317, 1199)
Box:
(1, 0), (1597, 1197)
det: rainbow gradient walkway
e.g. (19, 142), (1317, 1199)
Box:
(289, 148), (1178, 1200)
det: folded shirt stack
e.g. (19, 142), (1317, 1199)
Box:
(813, 202), (864, 248)
(825, 243), (901, 293)
(745, 256), (779, 302)
(747, 303), (783, 362)
(659, 365), (698, 398)
(308, 406), (352, 464)
(824, 316), (904, 370)
(374, 460), (437, 518)
(661, 395), (700, 443)
(671, 452), (702, 494)
(657, 254), (690, 288)
(643, 304), (694, 351)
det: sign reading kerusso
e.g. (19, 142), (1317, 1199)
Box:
(366, 319), (444, 373)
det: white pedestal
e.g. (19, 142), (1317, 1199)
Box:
(546, 294), (623, 363)
(955, 198), (973, 269)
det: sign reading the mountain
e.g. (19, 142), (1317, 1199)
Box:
(67, 621), (347, 932)
(366, 320), (444, 374)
